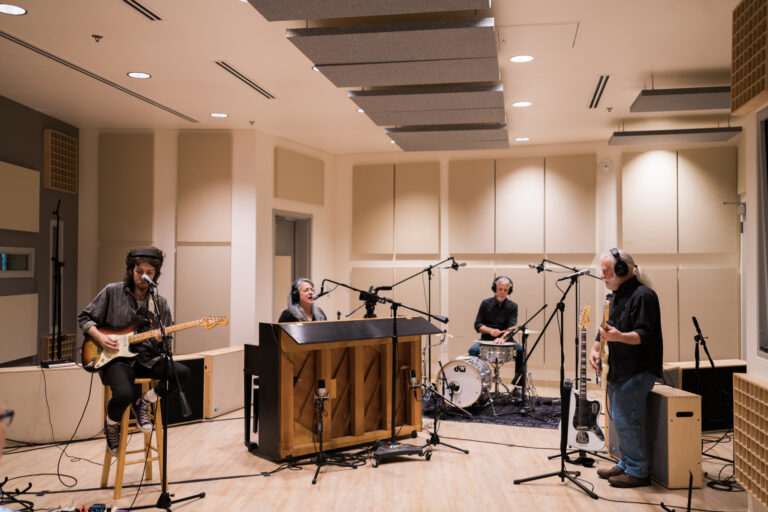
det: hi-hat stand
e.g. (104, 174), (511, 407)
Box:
(126, 282), (203, 511)
(510, 303), (548, 409)
(513, 275), (598, 500)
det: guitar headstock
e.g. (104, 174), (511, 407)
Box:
(202, 316), (229, 329)
(578, 305), (592, 329)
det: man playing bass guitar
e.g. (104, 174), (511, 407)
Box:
(78, 247), (190, 455)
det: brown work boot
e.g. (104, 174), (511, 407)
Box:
(596, 464), (624, 479)
(609, 472), (651, 488)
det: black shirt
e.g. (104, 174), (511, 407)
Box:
(606, 276), (663, 382)
(474, 297), (518, 341)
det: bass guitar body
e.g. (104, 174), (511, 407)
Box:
(567, 388), (605, 451)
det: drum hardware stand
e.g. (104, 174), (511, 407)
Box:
(422, 366), (470, 454)
(513, 276), (598, 500)
(509, 303), (547, 410)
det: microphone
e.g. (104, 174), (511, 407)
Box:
(692, 316), (701, 333)
(408, 368), (418, 390)
(373, 285), (393, 293)
(448, 381), (460, 393)
(450, 260), (467, 270)
(556, 269), (590, 281)
(432, 314), (449, 324)
(312, 286), (331, 300)
(141, 274), (158, 288)
(315, 378), (329, 401)
(528, 263), (550, 273)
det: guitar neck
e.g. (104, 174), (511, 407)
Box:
(579, 327), (588, 399)
(128, 319), (202, 344)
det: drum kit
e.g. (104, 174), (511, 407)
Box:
(436, 329), (538, 415)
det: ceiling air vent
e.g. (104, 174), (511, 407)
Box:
(43, 129), (78, 194)
(122, 0), (161, 21)
(215, 61), (275, 99)
(589, 75), (609, 109)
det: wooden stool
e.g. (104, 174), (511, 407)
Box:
(100, 378), (165, 499)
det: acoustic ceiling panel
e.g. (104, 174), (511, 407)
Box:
(630, 86), (731, 112)
(367, 108), (505, 126)
(350, 84), (505, 126)
(248, 0), (491, 21)
(349, 84), (503, 112)
(286, 18), (496, 65)
(609, 127), (742, 145)
(317, 57), (499, 87)
(387, 124), (508, 151)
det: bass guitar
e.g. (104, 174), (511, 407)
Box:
(565, 305), (605, 451)
(596, 293), (612, 391)
(81, 316), (228, 372)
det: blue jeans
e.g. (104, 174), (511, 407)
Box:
(607, 371), (657, 478)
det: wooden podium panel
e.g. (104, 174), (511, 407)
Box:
(250, 317), (440, 460)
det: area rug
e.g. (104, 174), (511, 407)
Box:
(422, 395), (562, 430)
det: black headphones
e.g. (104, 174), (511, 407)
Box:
(610, 248), (629, 277)
(491, 275), (513, 293)
(126, 247), (163, 266)
(291, 278), (313, 304)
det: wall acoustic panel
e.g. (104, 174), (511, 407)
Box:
(98, 133), (153, 243)
(495, 157), (544, 254)
(678, 267), (739, 361)
(274, 147), (324, 206)
(394, 162), (440, 255)
(352, 164), (394, 256)
(544, 154), (596, 254)
(642, 268), (680, 362)
(622, 151), (678, 254)
(394, 267), (442, 323)
(448, 159), (494, 254)
(97, 243), (148, 292)
(0, 161), (39, 233)
(678, 147), (739, 254)
(447, 267), (494, 360)
(177, 133), (232, 243)
(175, 245), (231, 354)
(248, 0), (490, 21)
(0, 294), (37, 363)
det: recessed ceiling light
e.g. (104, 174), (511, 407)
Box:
(510, 55), (534, 63)
(389, 139), (396, 144)
(0, 4), (26, 15)
(210, 113), (228, 118)
(515, 137), (530, 142)
(312, 66), (320, 72)
(357, 108), (364, 113)
(127, 72), (151, 79)
(512, 101), (532, 108)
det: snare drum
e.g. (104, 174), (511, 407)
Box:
(479, 341), (516, 364)
(436, 355), (492, 407)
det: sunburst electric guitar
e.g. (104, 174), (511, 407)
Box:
(565, 305), (605, 451)
(81, 316), (228, 373)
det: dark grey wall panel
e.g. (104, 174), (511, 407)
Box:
(287, 18), (496, 64)
(387, 124), (508, 151)
(0, 95), (79, 355)
(318, 57), (499, 86)
(349, 85), (503, 112)
(248, 0), (490, 21)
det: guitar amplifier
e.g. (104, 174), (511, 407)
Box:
(607, 383), (701, 489)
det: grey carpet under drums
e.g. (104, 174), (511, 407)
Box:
(422, 395), (562, 430)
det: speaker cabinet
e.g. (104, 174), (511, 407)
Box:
(607, 383), (702, 489)
(165, 355), (206, 425)
(663, 359), (746, 431)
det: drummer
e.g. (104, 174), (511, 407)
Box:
(469, 276), (523, 384)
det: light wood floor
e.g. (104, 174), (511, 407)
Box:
(1, 388), (746, 512)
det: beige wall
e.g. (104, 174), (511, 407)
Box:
(76, 133), (743, 385)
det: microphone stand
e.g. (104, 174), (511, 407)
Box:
(509, 303), (547, 409)
(513, 274), (598, 500)
(421, 361), (470, 454)
(320, 280), (449, 466)
(126, 283), (203, 511)
(50, 200), (65, 361)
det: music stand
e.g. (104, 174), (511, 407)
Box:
(513, 275), (598, 500)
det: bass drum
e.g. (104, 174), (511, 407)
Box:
(436, 355), (492, 408)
